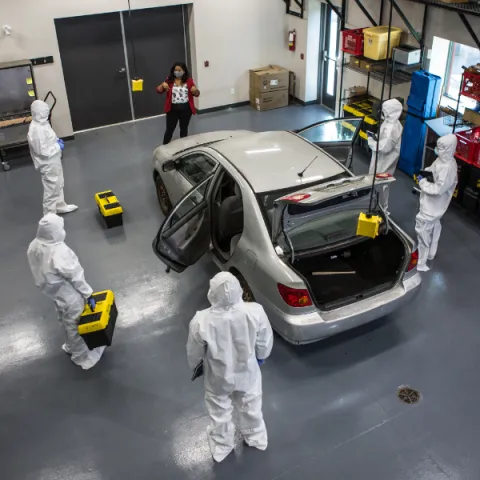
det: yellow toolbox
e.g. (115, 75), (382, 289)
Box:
(78, 290), (118, 350)
(95, 190), (123, 228)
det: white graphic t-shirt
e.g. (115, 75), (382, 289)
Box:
(172, 84), (189, 104)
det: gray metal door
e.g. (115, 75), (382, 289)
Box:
(55, 13), (132, 131)
(123, 5), (187, 119)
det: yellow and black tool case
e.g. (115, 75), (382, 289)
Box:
(95, 190), (123, 228)
(78, 290), (118, 350)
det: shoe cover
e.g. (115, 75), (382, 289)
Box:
(57, 204), (78, 214)
(417, 264), (430, 272)
(73, 346), (106, 370)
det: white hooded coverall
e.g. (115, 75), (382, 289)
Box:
(415, 134), (458, 272)
(27, 100), (77, 216)
(27, 214), (105, 370)
(368, 98), (404, 211)
(187, 272), (274, 462)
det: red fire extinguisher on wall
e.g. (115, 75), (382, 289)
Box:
(288, 30), (296, 51)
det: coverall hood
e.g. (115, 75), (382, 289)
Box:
(436, 134), (457, 164)
(207, 272), (243, 309)
(381, 98), (403, 123)
(31, 100), (51, 124)
(36, 213), (66, 244)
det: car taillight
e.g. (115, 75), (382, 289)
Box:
(407, 250), (418, 271)
(277, 283), (313, 307)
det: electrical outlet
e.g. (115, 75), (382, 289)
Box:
(230, 88), (235, 95)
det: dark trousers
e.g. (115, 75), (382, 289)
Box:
(163, 103), (193, 145)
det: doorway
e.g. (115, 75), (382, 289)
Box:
(55, 6), (187, 132)
(319, 3), (340, 111)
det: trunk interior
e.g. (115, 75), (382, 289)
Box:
(292, 232), (407, 310)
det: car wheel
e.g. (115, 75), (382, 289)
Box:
(155, 174), (172, 216)
(232, 270), (255, 302)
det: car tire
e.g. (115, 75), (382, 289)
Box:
(155, 174), (173, 216)
(231, 270), (255, 302)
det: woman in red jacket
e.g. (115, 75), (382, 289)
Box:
(156, 62), (200, 145)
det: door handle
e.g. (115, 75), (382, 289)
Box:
(118, 67), (126, 74)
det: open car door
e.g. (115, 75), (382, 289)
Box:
(294, 117), (362, 168)
(152, 175), (213, 273)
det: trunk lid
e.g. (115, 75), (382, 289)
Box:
(272, 173), (395, 248)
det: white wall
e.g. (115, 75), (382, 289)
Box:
(0, 0), (286, 137)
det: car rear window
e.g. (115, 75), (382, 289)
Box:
(257, 172), (349, 228)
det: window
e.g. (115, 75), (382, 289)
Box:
(166, 176), (211, 230)
(177, 154), (216, 185)
(430, 37), (479, 112)
(297, 118), (362, 144)
(445, 42), (479, 101)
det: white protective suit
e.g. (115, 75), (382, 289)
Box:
(27, 100), (77, 216)
(415, 134), (458, 272)
(27, 214), (105, 369)
(187, 272), (274, 462)
(368, 98), (404, 212)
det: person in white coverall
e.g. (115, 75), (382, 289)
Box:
(415, 134), (458, 272)
(368, 98), (404, 212)
(27, 214), (105, 370)
(187, 272), (274, 462)
(27, 100), (78, 216)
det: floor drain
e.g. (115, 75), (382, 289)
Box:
(397, 386), (421, 404)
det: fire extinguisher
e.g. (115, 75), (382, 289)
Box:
(288, 30), (296, 51)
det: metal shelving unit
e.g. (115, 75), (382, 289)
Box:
(344, 60), (416, 86)
(336, 0), (480, 115)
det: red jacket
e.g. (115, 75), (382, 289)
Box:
(156, 77), (199, 114)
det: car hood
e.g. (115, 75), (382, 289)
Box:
(153, 130), (252, 161)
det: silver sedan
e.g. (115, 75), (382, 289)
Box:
(151, 118), (421, 344)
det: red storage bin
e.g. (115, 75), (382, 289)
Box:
(460, 71), (480, 101)
(341, 28), (365, 56)
(455, 127), (480, 167)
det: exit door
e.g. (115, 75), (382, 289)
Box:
(319, 3), (340, 111)
(55, 13), (132, 132)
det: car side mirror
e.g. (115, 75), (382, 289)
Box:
(162, 160), (176, 172)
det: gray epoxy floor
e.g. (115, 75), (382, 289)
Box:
(1, 104), (480, 480)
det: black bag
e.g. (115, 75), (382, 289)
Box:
(191, 361), (204, 381)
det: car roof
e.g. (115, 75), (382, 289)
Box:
(211, 131), (347, 193)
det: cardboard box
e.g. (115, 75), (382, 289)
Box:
(464, 108), (480, 126)
(394, 45), (421, 65)
(347, 86), (367, 98)
(250, 89), (289, 112)
(250, 65), (289, 94)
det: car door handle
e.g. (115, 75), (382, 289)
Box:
(118, 67), (126, 74)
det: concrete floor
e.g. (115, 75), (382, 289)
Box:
(1, 104), (480, 480)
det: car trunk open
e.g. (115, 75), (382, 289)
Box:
(291, 231), (407, 310)
(271, 173), (407, 310)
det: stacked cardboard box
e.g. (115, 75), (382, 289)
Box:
(249, 65), (289, 112)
